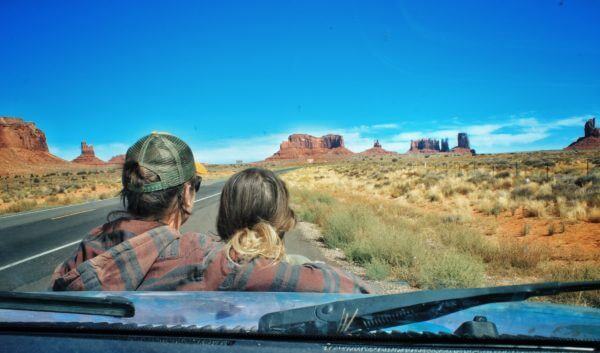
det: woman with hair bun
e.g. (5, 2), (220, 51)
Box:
(211, 168), (369, 293)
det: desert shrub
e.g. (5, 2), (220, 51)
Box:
(46, 195), (59, 203)
(374, 227), (426, 269)
(495, 171), (511, 179)
(575, 173), (600, 187)
(365, 259), (390, 280)
(587, 208), (600, 223)
(347, 241), (374, 265)
(511, 184), (537, 199)
(417, 250), (485, 289)
(438, 226), (497, 262)
(584, 185), (600, 207)
(556, 198), (587, 221)
(544, 263), (600, 307)
(476, 199), (504, 216)
(522, 200), (546, 218)
(4, 200), (37, 214)
(322, 205), (375, 249)
(500, 242), (545, 269)
(390, 182), (411, 198)
(523, 158), (555, 168)
(454, 182), (475, 195)
(441, 214), (468, 224)
(420, 173), (442, 187)
(467, 172), (493, 185)
(426, 186), (443, 202)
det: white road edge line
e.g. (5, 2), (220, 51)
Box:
(0, 197), (119, 220)
(0, 240), (81, 272)
(194, 192), (221, 203)
(51, 208), (97, 220)
(0, 192), (222, 273)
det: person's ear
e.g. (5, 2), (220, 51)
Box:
(183, 181), (195, 211)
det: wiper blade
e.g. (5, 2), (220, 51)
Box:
(0, 292), (135, 318)
(258, 280), (600, 335)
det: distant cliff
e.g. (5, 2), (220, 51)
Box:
(0, 117), (49, 151)
(0, 117), (69, 175)
(360, 140), (397, 156)
(408, 133), (475, 155)
(72, 141), (106, 165)
(565, 117), (600, 150)
(266, 134), (354, 161)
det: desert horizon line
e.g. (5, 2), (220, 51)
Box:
(1, 115), (597, 165)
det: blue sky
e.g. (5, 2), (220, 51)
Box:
(1, 0), (598, 163)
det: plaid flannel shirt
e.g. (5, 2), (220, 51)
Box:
(50, 218), (370, 293)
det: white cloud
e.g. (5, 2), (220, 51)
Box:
(192, 132), (289, 164)
(371, 123), (399, 130)
(552, 115), (591, 128)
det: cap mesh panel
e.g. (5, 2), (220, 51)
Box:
(125, 133), (196, 192)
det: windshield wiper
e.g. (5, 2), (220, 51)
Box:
(0, 292), (135, 318)
(258, 280), (600, 335)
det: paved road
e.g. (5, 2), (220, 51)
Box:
(0, 168), (306, 291)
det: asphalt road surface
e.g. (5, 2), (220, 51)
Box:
(0, 168), (309, 291)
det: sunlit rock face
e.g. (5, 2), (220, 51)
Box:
(266, 134), (354, 161)
(0, 117), (49, 151)
(108, 154), (125, 165)
(565, 117), (600, 150)
(72, 141), (105, 165)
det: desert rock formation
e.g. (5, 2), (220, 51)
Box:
(266, 134), (354, 161)
(0, 117), (69, 174)
(408, 133), (475, 155)
(407, 138), (442, 154)
(360, 140), (397, 155)
(565, 117), (600, 150)
(72, 141), (105, 165)
(450, 132), (475, 155)
(107, 154), (125, 165)
(0, 117), (49, 151)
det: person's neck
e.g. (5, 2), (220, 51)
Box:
(162, 212), (183, 231)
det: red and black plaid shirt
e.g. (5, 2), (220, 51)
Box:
(50, 218), (370, 293)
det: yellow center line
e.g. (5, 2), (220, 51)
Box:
(51, 208), (97, 220)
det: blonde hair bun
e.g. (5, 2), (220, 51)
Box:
(225, 221), (285, 263)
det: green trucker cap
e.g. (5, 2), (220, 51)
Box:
(125, 132), (197, 193)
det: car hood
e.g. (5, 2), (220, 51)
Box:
(1, 291), (599, 340)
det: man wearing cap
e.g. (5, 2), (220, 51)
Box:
(50, 133), (368, 293)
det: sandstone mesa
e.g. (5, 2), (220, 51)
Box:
(266, 134), (354, 161)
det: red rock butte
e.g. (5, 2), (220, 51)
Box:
(72, 142), (106, 165)
(107, 154), (126, 165)
(0, 117), (49, 151)
(408, 133), (475, 155)
(0, 117), (69, 175)
(266, 133), (354, 161)
(565, 117), (600, 150)
(360, 140), (397, 155)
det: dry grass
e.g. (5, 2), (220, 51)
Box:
(284, 150), (599, 306)
(0, 163), (249, 215)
